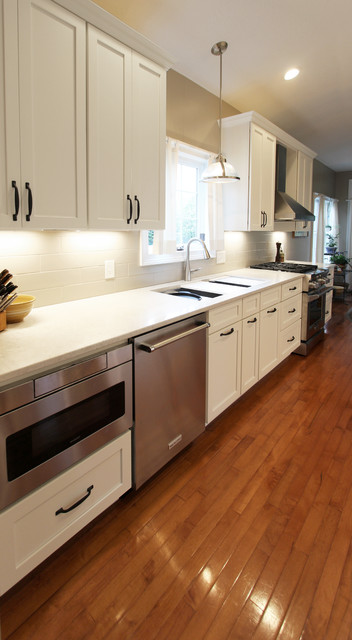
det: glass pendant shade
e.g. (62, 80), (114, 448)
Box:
(201, 153), (240, 182)
(201, 41), (240, 184)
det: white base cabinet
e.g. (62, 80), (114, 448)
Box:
(206, 279), (302, 423)
(207, 320), (242, 423)
(241, 303), (260, 394)
(207, 301), (242, 423)
(0, 431), (131, 596)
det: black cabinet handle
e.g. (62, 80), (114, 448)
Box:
(264, 211), (267, 226)
(288, 308), (296, 313)
(287, 336), (295, 342)
(261, 211), (264, 228)
(220, 327), (234, 337)
(55, 485), (94, 515)
(11, 180), (19, 221)
(247, 317), (257, 323)
(25, 182), (33, 221)
(289, 286), (297, 291)
(267, 307), (277, 314)
(126, 195), (133, 224)
(134, 195), (140, 224)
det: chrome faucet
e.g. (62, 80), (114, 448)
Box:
(185, 237), (211, 281)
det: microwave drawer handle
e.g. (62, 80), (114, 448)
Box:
(138, 321), (210, 352)
(55, 485), (94, 515)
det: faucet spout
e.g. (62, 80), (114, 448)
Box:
(185, 237), (211, 281)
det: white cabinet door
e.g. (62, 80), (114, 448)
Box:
(207, 321), (242, 423)
(259, 305), (279, 378)
(0, 0), (21, 228)
(295, 151), (313, 232)
(87, 35), (166, 230)
(17, 0), (87, 229)
(241, 313), (259, 394)
(129, 52), (166, 229)
(87, 26), (131, 229)
(297, 151), (313, 211)
(249, 124), (276, 231)
(222, 117), (276, 232)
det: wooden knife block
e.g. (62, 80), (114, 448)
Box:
(0, 311), (6, 331)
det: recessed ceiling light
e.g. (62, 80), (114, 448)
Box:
(284, 68), (300, 80)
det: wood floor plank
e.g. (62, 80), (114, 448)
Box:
(1, 298), (352, 640)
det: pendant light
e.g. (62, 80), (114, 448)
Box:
(201, 41), (240, 183)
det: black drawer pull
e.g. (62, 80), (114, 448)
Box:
(289, 286), (297, 291)
(288, 308), (296, 313)
(25, 182), (33, 221)
(220, 327), (234, 336)
(12, 180), (19, 221)
(134, 195), (140, 224)
(126, 195), (133, 224)
(267, 307), (277, 314)
(287, 336), (295, 342)
(55, 485), (94, 515)
(247, 317), (257, 323)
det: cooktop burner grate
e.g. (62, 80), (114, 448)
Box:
(250, 262), (318, 274)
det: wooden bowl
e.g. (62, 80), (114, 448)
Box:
(6, 295), (36, 323)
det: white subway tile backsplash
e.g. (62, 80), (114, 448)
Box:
(0, 229), (295, 307)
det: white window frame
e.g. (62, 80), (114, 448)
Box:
(140, 138), (223, 266)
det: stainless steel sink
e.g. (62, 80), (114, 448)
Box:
(158, 286), (222, 300)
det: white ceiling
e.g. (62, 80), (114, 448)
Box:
(97, 0), (352, 172)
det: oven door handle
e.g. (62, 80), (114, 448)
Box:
(306, 286), (333, 302)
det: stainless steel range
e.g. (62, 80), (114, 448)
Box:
(250, 262), (332, 355)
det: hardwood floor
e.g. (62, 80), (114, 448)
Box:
(1, 297), (352, 640)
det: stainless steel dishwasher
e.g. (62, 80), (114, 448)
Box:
(132, 313), (209, 488)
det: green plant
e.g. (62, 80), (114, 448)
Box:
(330, 252), (351, 267)
(325, 228), (339, 248)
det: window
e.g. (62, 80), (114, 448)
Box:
(312, 193), (339, 263)
(140, 138), (224, 265)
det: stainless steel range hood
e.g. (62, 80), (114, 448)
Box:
(274, 144), (315, 222)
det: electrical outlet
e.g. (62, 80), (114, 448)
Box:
(104, 260), (115, 279)
(216, 250), (226, 264)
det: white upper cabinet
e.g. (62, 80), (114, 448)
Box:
(87, 27), (131, 230)
(1, 0), (87, 229)
(222, 115), (276, 231)
(88, 27), (166, 230)
(0, 0), (21, 228)
(1, 0), (170, 231)
(129, 53), (166, 229)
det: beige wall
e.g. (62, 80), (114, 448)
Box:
(167, 70), (239, 152)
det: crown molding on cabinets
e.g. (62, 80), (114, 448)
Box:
(53, 0), (176, 69)
(222, 111), (317, 159)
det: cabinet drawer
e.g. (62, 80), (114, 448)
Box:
(208, 300), (242, 334)
(280, 294), (302, 330)
(260, 285), (281, 309)
(242, 294), (260, 317)
(281, 278), (302, 300)
(279, 320), (301, 360)
(0, 432), (131, 595)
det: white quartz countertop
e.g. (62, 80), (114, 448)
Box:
(0, 268), (303, 390)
